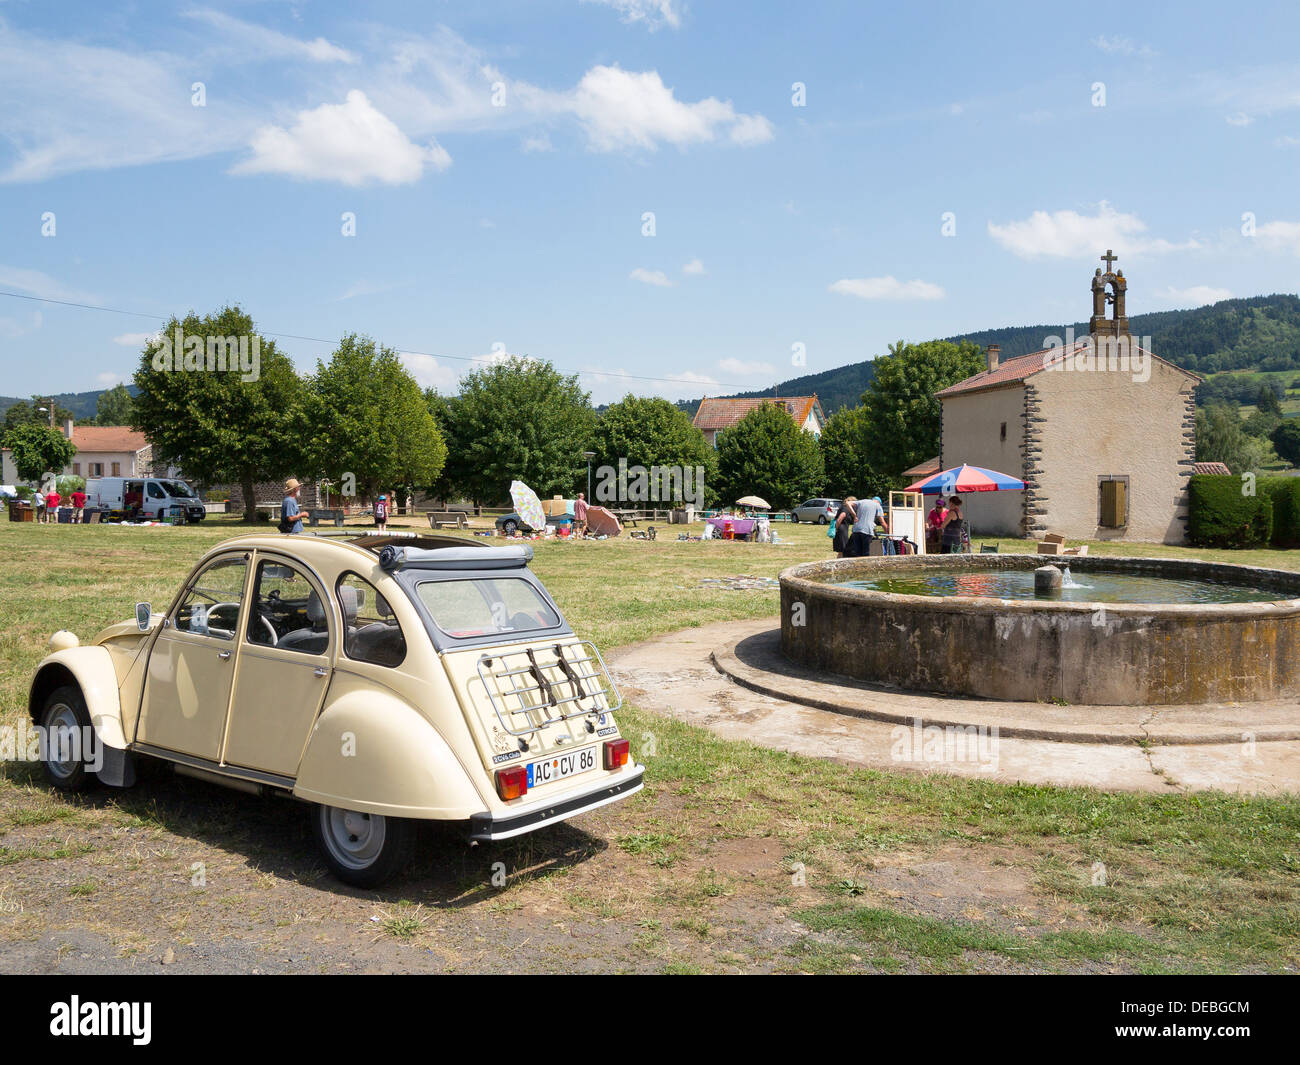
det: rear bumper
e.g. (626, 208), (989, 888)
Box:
(468, 766), (644, 841)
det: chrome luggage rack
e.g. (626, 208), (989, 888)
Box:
(476, 641), (623, 738)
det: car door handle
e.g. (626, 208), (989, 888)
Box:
(218, 650), (232, 660)
(313, 666), (328, 677)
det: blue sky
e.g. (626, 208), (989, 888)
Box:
(2, 0), (1299, 405)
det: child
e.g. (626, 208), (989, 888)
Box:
(374, 494), (388, 531)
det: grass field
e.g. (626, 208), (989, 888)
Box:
(1, 516), (1298, 973)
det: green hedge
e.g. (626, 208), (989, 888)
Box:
(1261, 476), (1300, 547)
(1188, 475), (1273, 548)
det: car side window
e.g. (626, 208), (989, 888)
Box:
(174, 556), (247, 641)
(339, 573), (406, 668)
(147, 482), (165, 499)
(248, 559), (328, 655)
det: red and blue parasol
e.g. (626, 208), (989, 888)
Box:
(904, 463), (1026, 495)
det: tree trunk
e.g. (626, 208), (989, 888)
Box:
(242, 474), (258, 524)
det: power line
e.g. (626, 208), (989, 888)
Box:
(0, 289), (739, 390)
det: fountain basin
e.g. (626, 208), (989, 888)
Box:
(779, 554), (1300, 705)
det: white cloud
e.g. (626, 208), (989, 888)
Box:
(568, 65), (773, 152)
(521, 133), (554, 153)
(112, 331), (161, 347)
(630, 267), (674, 287)
(829, 276), (946, 301)
(182, 9), (357, 64)
(0, 265), (95, 303)
(336, 279), (405, 301)
(1275, 135), (1300, 147)
(1226, 112), (1253, 127)
(987, 202), (1198, 259)
(718, 357), (776, 376)
(581, 0), (683, 31)
(95, 371), (124, 386)
(1157, 285), (1233, 306)
(1092, 34), (1156, 58)
(231, 90), (452, 186)
(1254, 220), (1300, 253)
(399, 352), (460, 392)
(682, 258), (706, 275)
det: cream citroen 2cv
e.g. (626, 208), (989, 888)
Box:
(27, 532), (643, 886)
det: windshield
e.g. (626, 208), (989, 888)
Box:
(416, 577), (560, 639)
(160, 480), (196, 498)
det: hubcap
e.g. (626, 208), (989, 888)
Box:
(44, 704), (80, 779)
(322, 807), (387, 870)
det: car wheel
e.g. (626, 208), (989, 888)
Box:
(790, 513), (799, 523)
(818, 514), (829, 525)
(40, 686), (99, 792)
(502, 519), (518, 535)
(314, 805), (415, 887)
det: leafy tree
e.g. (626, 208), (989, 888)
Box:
(132, 306), (307, 522)
(306, 335), (446, 501)
(590, 395), (715, 504)
(819, 405), (892, 499)
(1271, 420), (1300, 467)
(435, 358), (595, 505)
(6, 424), (76, 484)
(3, 397), (76, 439)
(861, 339), (985, 476)
(1195, 402), (1270, 474)
(714, 402), (824, 509)
(95, 384), (135, 426)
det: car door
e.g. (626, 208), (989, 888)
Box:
(136, 552), (251, 760)
(220, 553), (334, 778)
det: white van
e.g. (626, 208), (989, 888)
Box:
(87, 477), (206, 523)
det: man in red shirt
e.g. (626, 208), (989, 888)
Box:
(44, 488), (61, 524)
(71, 488), (87, 523)
(573, 492), (588, 538)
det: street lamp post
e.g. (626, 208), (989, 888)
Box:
(583, 452), (596, 500)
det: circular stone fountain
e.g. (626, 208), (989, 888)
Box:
(779, 555), (1300, 705)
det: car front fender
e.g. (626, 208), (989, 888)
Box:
(294, 692), (486, 820)
(29, 646), (128, 749)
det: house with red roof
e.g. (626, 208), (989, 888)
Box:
(692, 395), (825, 447)
(935, 255), (1200, 543)
(1, 420), (158, 484)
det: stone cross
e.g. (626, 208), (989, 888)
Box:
(1101, 249), (1118, 272)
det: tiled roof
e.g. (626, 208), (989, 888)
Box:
(693, 395), (821, 432)
(901, 456), (941, 479)
(67, 426), (149, 453)
(1193, 462), (1232, 476)
(935, 339), (1200, 398)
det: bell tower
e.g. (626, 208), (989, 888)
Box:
(1089, 249), (1129, 338)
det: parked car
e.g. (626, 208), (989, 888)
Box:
(495, 511), (569, 535)
(27, 532), (643, 886)
(87, 476), (206, 523)
(790, 498), (842, 524)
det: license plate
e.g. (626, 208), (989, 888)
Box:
(526, 746), (598, 788)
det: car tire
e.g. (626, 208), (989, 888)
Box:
(790, 513), (799, 523)
(502, 519), (518, 535)
(39, 686), (99, 792)
(314, 805), (415, 887)
(817, 514), (829, 525)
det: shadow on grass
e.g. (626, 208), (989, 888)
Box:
(2, 757), (607, 906)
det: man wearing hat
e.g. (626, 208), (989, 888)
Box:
(281, 478), (309, 534)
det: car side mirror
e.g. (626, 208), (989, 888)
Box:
(135, 603), (151, 631)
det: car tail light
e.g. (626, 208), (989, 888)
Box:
(604, 738), (630, 770)
(496, 765), (528, 801)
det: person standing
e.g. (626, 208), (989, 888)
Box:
(845, 493), (885, 557)
(45, 486), (62, 524)
(71, 486), (87, 523)
(281, 478), (309, 534)
(832, 496), (858, 557)
(926, 496), (948, 554)
(34, 487), (46, 524)
(573, 492), (589, 538)
(941, 495), (966, 553)
(374, 494), (388, 531)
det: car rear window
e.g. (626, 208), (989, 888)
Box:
(416, 577), (560, 639)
